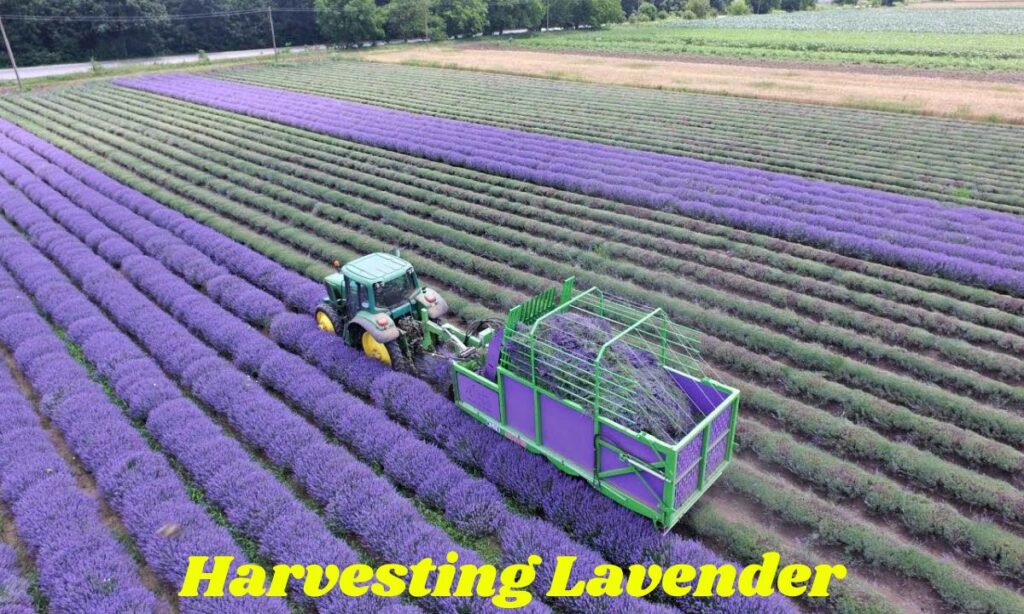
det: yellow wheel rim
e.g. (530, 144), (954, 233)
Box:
(362, 331), (392, 366)
(315, 310), (335, 334)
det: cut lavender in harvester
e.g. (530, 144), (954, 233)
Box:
(513, 312), (698, 442)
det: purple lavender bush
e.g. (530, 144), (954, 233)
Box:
(0, 115), (792, 613)
(109, 75), (1024, 296)
(0, 544), (32, 612)
(0, 271), (162, 613)
(0, 163), (486, 614)
(506, 312), (697, 442)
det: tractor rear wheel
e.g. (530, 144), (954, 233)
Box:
(361, 331), (391, 366)
(385, 340), (411, 372)
(315, 305), (340, 334)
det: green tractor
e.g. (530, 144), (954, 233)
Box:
(314, 252), (494, 370)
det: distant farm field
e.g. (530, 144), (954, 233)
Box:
(503, 9), (1024, 70)
(661, 7), (1024, 32)
(225, 60), (1024, 212)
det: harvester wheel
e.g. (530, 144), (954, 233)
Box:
(315, 306), (339, 334)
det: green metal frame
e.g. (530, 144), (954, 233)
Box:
(451, 278), (740, 530)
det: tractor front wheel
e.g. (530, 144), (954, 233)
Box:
(315, 305), (340, 334)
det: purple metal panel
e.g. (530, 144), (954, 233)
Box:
(602, 424), (660, 464)
(675, 436), (703, 506)
(457, 374), (501, 422)
(705, 427), (731, 476)
(672, 372), (730, 417)
(675, 468), (699, 505)
(502, 375), (536, 439)
(539, 394), (594, 472)
(600, 424), (662, 509)
(483, 329), (503, 381)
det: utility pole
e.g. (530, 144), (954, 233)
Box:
(267, 6), (277, 54)
(424, 1), (429, 41)
(0, 15), (22, 91)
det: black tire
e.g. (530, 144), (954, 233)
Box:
(385, 339), (412, 373)
(314, 303), (341, 336)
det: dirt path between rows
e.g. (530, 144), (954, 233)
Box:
(361, 46), (1024, 123)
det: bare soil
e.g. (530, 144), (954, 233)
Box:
(362, 46), (1024, 123)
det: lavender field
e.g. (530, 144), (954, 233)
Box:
(0, 61), (1021, 614)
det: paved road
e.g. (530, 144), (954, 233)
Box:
(0, 44), (325, 83)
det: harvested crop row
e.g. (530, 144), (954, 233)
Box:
(720, 463), (1021, 613)
(67, 86), (1024, 393)
(29, 93), (1024, 458)
(506, 28), (1024, 71)
(5, 108), (1020, 523)
(12, 89), (1022, 336)
(222, 61), (1024, 213)
(115, 74), (1024, 296)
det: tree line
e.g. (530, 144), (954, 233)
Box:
(0, 0), (814, 68)
(0, 0), (623, 67)
(0, 1), (321, 67)
(316, 0), (624, 45)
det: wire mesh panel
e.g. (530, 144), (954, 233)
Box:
(500, 284), (706, 443)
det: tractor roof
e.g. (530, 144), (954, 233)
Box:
(341, 252), (413, 284)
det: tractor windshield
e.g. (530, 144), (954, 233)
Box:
(374, 272), (416, 309)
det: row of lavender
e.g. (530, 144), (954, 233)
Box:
(0, 110), (793, 611)
(0, 188), (425, 613)
(0, 200), (298, 614)
(0, 544), (32, 612)
(0, 116), (710, 614)
(115, 74), (1024, 296)
(0, 331), (152, 613)
(0, 156), (497, 613)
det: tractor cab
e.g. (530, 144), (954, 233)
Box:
(315, 253), (453, 368)
(331, 252), (421, 319)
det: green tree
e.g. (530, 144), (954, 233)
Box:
(552, 0), (622, 28)
(487, 0), (545, 32)
(436, 0), (487, 36)
(635, 1), (658, 20)
(726, 0), (751, 14)
(316, 0), (383, 45)
(591, 0), (625, 25)
(684, 0), (710, 17)
(384, 0), (442, 40)
(746, 0), (778, 13)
